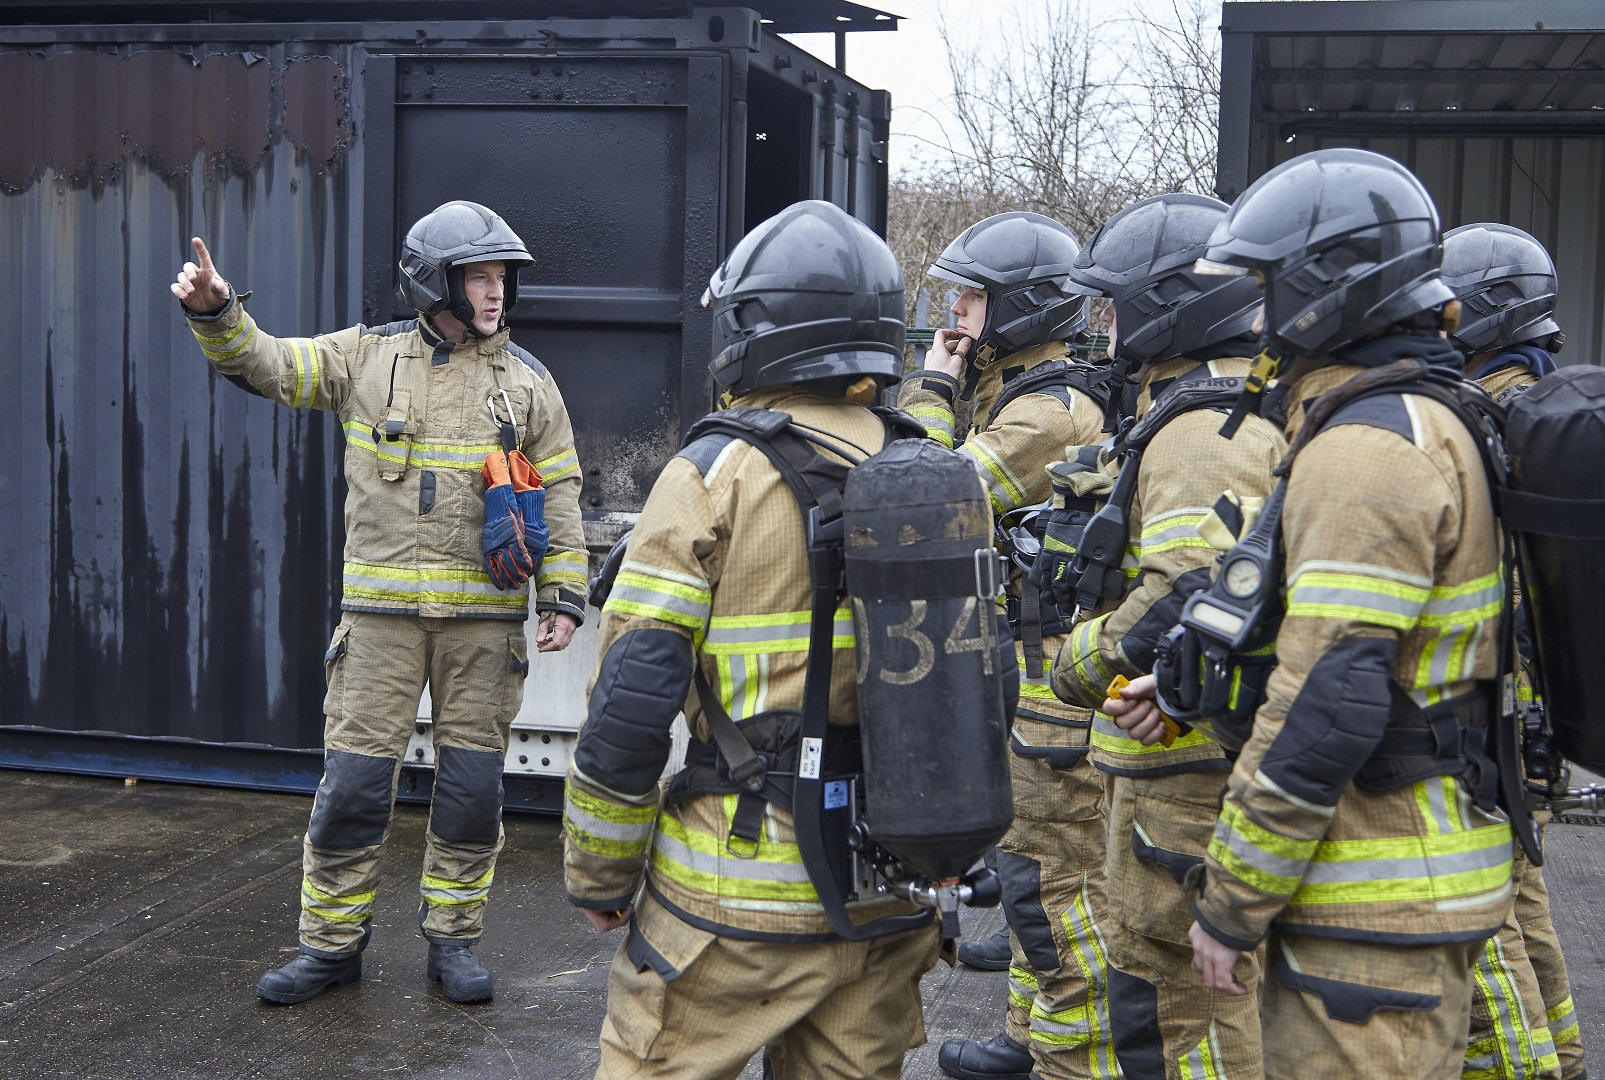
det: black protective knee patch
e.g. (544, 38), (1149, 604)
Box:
(430, 744), (505, 846)
(1108, 966), (1166, 1079)
(995, 849), (1058, 970)
(307, 749), (397, 849)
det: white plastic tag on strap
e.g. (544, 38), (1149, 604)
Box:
(799, 737), (823, 780)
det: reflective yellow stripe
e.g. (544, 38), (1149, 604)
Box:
(564, 784), (657, 859)
(962, 441), (1026, 514)
(1029, 998), (1092, 1046)
(341, 420), (503, 470)
(1068, 616), (1114, 699)
(537, 550), (589, 589)
(1138, 509), (1211, 557)
(419, 867), (495, 907)
(285, 337), (320, 408)
(605, 563), (711, 629)
(191, 311), (257, 360)
(1292, 823), (1513, 905)
(1209, 800), (1317, 895)
(1058, 880), (1119, 1078)
(301, 877), (375, 923)
(535, 448), (580, 484)
(342, 560), (527, 607)
(1472, 934), (1559, 1076)
(1090, 710), (1214, 756)
(1286, 568), (1430, 630)
(703, 607), (855, 655)
(1178, 1026), (1226, 1080)
(1008, 965), (1038, 1009)
(906, 405), (955, 448)
(1548, 996), (1579, 1044)
(648, 808), (821, 906)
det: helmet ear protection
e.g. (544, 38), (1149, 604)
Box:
(928, 212), (1095, 381)
(1200, 148), (1454, 361)
(1441, 222), (1562, 356)
(705, 201), (905, 397)
(1070, 193), (1264, 375)
(398, 201), (533, 336)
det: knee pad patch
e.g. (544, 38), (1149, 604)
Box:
(307, 749), (397, 849)
(431, 744), (505, 845)
(995, 850), (1058, 971)
(1108, 966), (1166, 1078)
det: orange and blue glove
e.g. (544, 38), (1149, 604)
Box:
(506, 451), (550, 578)
(481, 453), (536, 590)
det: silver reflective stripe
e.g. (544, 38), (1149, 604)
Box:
(1303, 839), (1511, 885)
(1211, 815), (1311, 881)
(1423, 579), (1502, 619)
(302, 884), (371, 918)
(563, 795), (655, 846)
(704, 613), (854, 648)
(342, 566), (517, 599)
(1030, 1011), (1090, 1039)
(1424, 777), (1456, 836)
(609, 579), (711, 622)
(1288, 583), (1427, 622)
(650, 827), (812, 885)
(1475, 936), (1530, 1077)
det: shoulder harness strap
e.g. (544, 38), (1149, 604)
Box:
(983, 359), (1115, 430)
(1066, 373), (1254, 615)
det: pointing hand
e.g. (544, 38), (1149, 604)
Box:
(171, 237), (231, 315)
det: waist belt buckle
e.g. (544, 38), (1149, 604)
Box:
(728, 753), (767, 794)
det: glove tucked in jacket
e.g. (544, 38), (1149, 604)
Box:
(507, 450), (550, 577)
(482, 453), (537, 590)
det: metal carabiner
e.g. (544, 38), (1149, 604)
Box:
(487, 389), (515, 428)
(487, 389), (517, 454)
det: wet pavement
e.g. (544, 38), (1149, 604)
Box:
(0, 769), (1598, 1078)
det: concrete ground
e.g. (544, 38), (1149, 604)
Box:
(0, 770), (1598, 1079)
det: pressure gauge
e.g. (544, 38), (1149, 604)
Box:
(1221, 557), (1263, 599)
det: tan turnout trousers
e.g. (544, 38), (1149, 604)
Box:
(299, 610), (527, 955)
(595, 893), (943, 1079)
(1103, 770), (1264, 1079)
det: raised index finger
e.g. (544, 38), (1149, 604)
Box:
(191, 237), (215, 272)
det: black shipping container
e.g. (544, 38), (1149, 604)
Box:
(0, 0), (898, 809)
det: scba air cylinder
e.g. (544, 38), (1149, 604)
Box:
(843, 438), (1015, 881)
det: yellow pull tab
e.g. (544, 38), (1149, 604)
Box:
(1105, 674), (1181, 748)
(1243, 348), (1282, 395)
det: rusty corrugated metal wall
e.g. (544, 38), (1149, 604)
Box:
(0, 45), (359, 744)
(0, 11), (895, 799)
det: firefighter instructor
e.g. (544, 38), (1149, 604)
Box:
(173, 201), (588, 1005)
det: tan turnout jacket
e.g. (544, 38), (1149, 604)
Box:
(1054, 356), (1287, 775)
(564, 387), (918, 939)
(186, 293), (588, 622)
(899, 342), (1110, 748)
(1196, 361), (1514, 948)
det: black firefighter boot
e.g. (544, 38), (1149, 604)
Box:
(256, 926), (369, 1005)
(428, 940), (493, 1004)
(937, 1032), (1035, 1080)
(956, 923), (1013, 972)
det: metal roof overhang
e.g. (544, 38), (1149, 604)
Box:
(1218, 1), (1605, 196)
(0, 0), (902, 34)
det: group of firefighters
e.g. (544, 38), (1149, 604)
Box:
(173, 144), (1584, 1079)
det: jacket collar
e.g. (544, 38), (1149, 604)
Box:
(418, 315), (511, 361)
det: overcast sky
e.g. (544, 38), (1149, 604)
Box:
(784, 0), (1140, 165)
